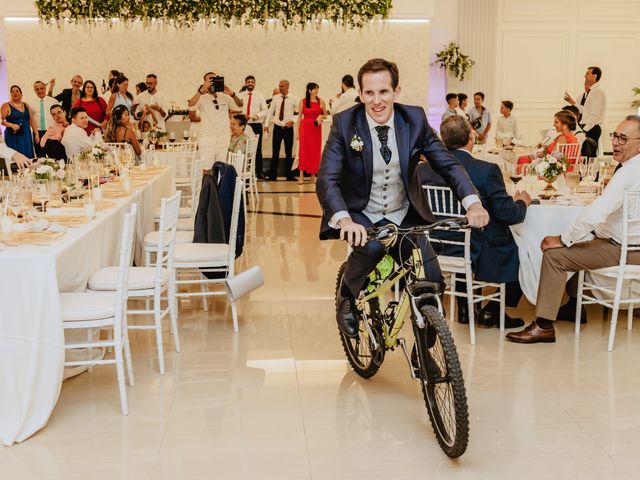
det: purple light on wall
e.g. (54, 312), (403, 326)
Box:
(427, 64), (447, 132)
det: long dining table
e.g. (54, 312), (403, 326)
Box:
(0, 165), (174, 446)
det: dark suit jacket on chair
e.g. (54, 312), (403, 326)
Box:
(419, 148), (527, 283)
(316, 103), (478, 240)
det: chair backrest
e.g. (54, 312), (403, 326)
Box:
(190, 157), (207, 216)
(165, 141), (197, 153)
(621, 190), (640, 265)
(115, 204), (138, 334)
(227, 151), (245, 174)
(422, 185), (471, 255)
(559, 143), (580, 163)
(154, 191), (182, 277)
(243, 136), (259, 177)
(167, 143), (197, 179)
(226, 177), (244, 276)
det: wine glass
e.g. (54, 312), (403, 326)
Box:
(183, 129), (190, 142)
(508, 163), (523, 194)
(169, 131), (176, 143)
(565, 171), (580, 197)
(523, 164), (538, 194)
(496, 137), (504, 149)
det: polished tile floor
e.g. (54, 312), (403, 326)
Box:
(4, 182), (640, 479)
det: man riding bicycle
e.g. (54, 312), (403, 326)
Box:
(316, 58), (490, 338)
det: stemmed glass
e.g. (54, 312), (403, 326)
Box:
(523, 164), (538, 194)
(508, 162), (523, 195)
(565, 170), (580, 197)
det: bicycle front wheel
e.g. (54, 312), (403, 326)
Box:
(413, 304), (469, 458)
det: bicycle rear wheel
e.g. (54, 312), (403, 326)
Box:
(335, 262), (385, 379)
(413, 304), (469, 458)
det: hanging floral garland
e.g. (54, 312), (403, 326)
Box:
(35, 0), (393, 29)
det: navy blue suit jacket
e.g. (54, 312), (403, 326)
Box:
(419, 149), (527, 283)
(316, 103), (478, 240)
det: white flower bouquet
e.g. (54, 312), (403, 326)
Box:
(435, 42), (475, 81)
(534, 150), (568, 184)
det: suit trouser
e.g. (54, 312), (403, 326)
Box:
(342, 212), (443, 297)
(34, 130), (46, 158)
(248, 123), (264, 177)
(584, 124), (602, 154)
(270, 125), (294, 179)
(535, 238), (640, 320)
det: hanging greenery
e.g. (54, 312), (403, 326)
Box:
(434, 41), (475, 82)
(35, 0), (393, 29)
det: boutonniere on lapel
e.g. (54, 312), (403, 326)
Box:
(350, 134), (364, 152)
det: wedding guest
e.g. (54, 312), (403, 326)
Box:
(238, 75), (268, 179)
(545, 110), (578, 153)
(330, 75), (358, 115)
(100, 77), (117, 104)
(420, 115), (530, 328)
(228, 114), (250, 154)
(135, 82), (147, 96)
(141, 120), (152, 133)
(188, 72), (243, 163)
(73, 80), (107, 135)
(467, 91), (491, 144)
(107, 75), (134, 116)
(495, 100), (519, 144)
(265, 79), (298, 181)
(441, 93), (459, 123)
(61, 107), (95, 158)
(101, 69), (121, 95)
(1, 85), (37, 158)
(31, 80), (58, 156)
(103, 105), (142, 156)
(296, 82), (327, 184)
(564, 66), (606, 153)
(48, 75), (83, 120)
(135, 74), (169, 130)
(506, 116), (640, 344)
(456, 93), (469, 117)
(39, 105), (68, 160)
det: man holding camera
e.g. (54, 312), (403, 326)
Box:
(188, 72), (243, 164)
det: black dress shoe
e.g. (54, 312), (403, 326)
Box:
(336, 290), (359, 338)
(286, 176), (296, 181)
(266, 176), (277, 181)
(556, 303), (587, 324)
(477, 309), (525, 329)
(456, 301), (479, 324)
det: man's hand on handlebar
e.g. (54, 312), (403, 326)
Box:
(338, 217), (368, 247)
(465, 202), (489, 228)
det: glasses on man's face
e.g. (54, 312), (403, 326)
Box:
(610, 132), (640, 145)
(212, 98), (219, 110)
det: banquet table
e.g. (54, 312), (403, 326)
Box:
(0, 165), (174, 446)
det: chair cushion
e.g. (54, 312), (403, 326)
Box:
(438, 255), (466, 271)
(174, 243), (230, 263)
(60, 292), (117, 321)
(153, 205), (192, 219)
(144, 230), (193, 246)
(588, 265), (640, 278)
(177, 217), (194, 231)
(88, 266), (168, 291)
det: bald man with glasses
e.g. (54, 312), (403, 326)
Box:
(507, 115), (640, 344)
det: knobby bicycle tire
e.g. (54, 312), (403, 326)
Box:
(413, 304), (469, 458)
(335, 262), (385, 379)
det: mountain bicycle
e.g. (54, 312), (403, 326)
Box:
(335, 217), (469, 458)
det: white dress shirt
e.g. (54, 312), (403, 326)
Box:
(331, 88), (358, 115)
(329, 112), (480, 228)
(31, 95), (58, 130)
(0, 137), (18, 164)
(265, 94), (299, 128)
(238, 90), (268, 123)
(495, 115), (519, 141)
(190, 92), (236, 139)
(134, 90), (169, 130)
(562, 153), (640, 247)
(575, 82), (606, 133)
(61, 123), (95, 158)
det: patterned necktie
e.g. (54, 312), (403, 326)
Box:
(375, 125), (392, 164)
(40, 98), (46, 129)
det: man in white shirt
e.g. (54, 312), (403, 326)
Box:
(0, 136), (31, 174)
(134, 74), (169, 130)
(564, 66), (606, 153)
(61, 107), (95, 158)
(238, 75), (268, 178)
(495, 100), (519, 144)
(506, 115), (640, 344)
(31, 80), (58, 157)
(330, 75), (358, 115)
(188, 72), (243, 163)
(265, 80), (298, 181)
(441, 93), (459, 123)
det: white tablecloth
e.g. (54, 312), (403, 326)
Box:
(0, 166), (174, 446)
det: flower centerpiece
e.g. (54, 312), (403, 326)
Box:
(534, 150), (569, 191)
(434, 41), (475, 82)
(148, 126), (169, 143)
(34, 157), (66, 182)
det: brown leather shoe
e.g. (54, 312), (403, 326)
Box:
(505, 322), (556, 344)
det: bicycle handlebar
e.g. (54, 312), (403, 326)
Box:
(366, 217), (469, 243)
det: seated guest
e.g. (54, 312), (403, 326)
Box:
(40, 104), (69, 159)
(228, 113), (249, 154)
(545, 110), (578, 153)
(61, 107), (95, 158)
(103, 104), (142, 156)
(495, 100), (519, 144)
(506, 116), (640, 344)
(73, 80), (107, 135)
(420, 115), (531, 328)
(135, 82), (147, 96)
(441, 93), (459, 123)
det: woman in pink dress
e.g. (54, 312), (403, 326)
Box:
(297, 82), (327, 184)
